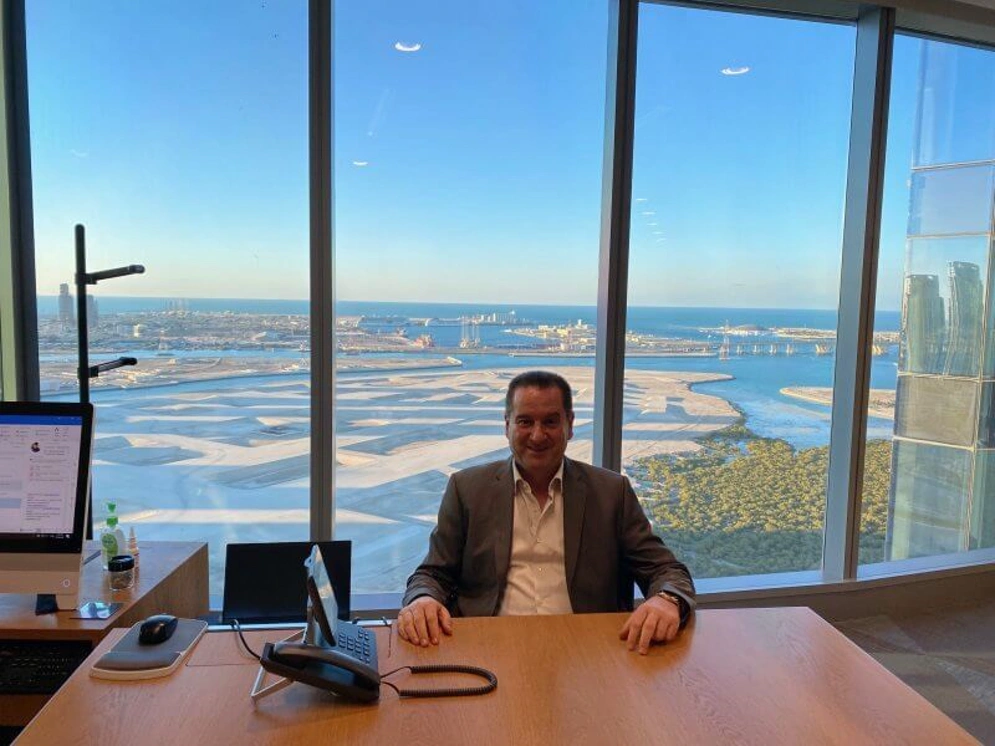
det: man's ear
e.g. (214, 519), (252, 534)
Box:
(567, 412), (575, 440)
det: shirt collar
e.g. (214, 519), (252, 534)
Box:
(512, 459), (564, 495)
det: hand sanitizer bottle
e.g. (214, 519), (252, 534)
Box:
(99, 502), (126, 569)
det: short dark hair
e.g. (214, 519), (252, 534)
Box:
(505, 370), (573, 417)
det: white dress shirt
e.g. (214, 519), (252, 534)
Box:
(497, 461), (573, 616)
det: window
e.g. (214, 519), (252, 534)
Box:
(14, 1), (995, 605)
(333, 0), (607, 592)
(624, 3), (855, 579)
(27, 2), (310, 596)
(860, 34), (995, 566)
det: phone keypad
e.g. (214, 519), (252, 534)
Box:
(336, 624), (375, 665)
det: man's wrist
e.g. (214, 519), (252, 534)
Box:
(655, 591), (689, 622)
(656, 591), (680, 607)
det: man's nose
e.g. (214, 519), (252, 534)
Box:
(528, 423), (546, 441)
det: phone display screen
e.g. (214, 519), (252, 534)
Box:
(305, 545), (338, 646)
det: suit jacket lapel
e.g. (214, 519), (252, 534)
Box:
(492, 457), (515, 590)
(562, 457), (587, 590)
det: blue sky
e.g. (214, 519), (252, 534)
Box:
(23, 1), (952, 311)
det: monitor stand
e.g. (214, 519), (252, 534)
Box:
(0, 552), (84, 611)
(35, 593), (59, 615)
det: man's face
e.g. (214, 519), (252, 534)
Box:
(505, 385), (574, 481)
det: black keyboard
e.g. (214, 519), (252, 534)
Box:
(0, 639), (92, 694)
(333, 622), (377, 667)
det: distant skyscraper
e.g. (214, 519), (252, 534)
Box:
(888, 42), (995, 559)
(58, 283), (74, 331)
(943, 261), (983, 377)
(86, 295), (98, 330)
(901, 274), (945, 374)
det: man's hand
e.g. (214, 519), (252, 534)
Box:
(397, 596), (453, 647)
(618, 595), (681, 655)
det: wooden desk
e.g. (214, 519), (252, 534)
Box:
(13, 607), (976, 745)
(0, 541), (208, 728)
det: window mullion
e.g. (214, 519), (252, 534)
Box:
(824, 5), (894, 582)
(594, 0), (639, 472)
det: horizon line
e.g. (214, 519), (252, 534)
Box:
(35, 294), (900, 314)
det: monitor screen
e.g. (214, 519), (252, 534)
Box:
(221, 540), (351, 625)
(0, 402), (93, 553)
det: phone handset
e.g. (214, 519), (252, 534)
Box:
(270, 641), (380, 688)
(260, 641), (496, 702)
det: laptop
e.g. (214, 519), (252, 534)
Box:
(221, 540), (351, 625)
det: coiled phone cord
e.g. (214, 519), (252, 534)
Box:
(380, 664), (498, 698)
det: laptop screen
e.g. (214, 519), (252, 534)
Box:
(222, 540), (351, 625)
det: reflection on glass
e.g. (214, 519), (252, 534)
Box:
(900, 237), (988, 377)
(893, 376), (978, 446)
(623, 4), (854, 578)
(888, 441), (971, 558)
(977, 382), (995, 449)
(970, 450), (995, 549)
(862, 34), (995, 566)
(944, 261), (984, 376)
(901, 274), (944, 374)
(908, 165), (995, 236)
(914, 41), (995, 167)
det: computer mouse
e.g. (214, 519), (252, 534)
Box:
(138, 614), (178, 645)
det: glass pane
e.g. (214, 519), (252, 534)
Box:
(860, 34), (995, 567)
(27, 2), (309, 599)
(971, 449), (995, 549)
(893, 375), (978, 446)
(623, 4), (854, 578)
(334, 0), (606, 593)
(908, 165), (995, 237)
(888, 441), (971, 558)
(914, 41), (995, 167)
(901, 236), (987, 376)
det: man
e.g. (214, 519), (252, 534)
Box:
(398, 370), (695, 655)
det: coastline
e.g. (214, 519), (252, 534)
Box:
(780, 385), (895, 420)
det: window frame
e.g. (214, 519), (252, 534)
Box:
(0, 0), (38, 402)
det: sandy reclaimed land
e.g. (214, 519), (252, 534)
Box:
(39, 354), (462, 394)
(94, 367), (737, 596)
(780, 386), (895, 420)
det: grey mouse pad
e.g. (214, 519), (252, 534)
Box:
(94, 619), (207, 672)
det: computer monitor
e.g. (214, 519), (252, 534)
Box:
(0, 401), (94, 610)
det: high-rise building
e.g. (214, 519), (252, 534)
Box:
(57, 283), (74, 331)
(888, 42), (995, 559)
(86, 295), (98, 330)
(901, 274), (945, 374)
(944, 261), (983, 377)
